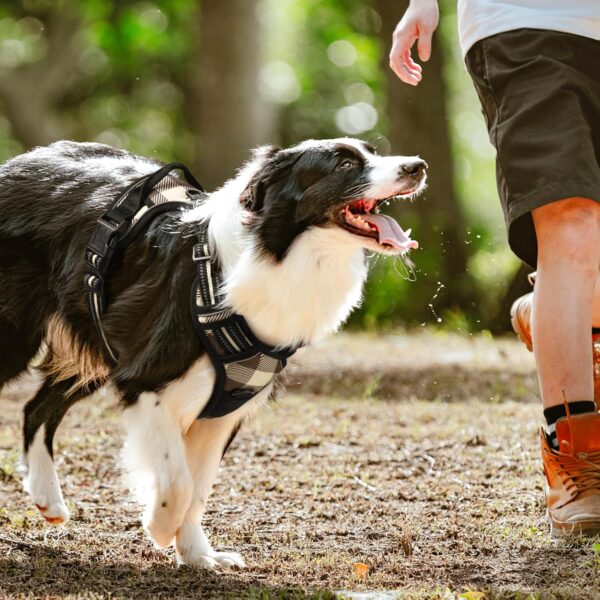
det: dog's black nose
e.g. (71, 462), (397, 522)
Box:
(400, 159), (427, 177)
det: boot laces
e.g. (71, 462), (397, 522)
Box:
(550, 448), (600, 496)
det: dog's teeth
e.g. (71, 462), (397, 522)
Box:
(344, 206), (375, 233)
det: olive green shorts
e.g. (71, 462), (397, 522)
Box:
(465, 28), (600, 267)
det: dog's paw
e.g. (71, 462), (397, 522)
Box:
(143, 479), (194, 548)
(174, 521), (244, 569)
(144, 517), (177, 549)
(177, 550), (245, 569)
(23, 439), (70, 525)
(26, 477), (70, 525)
(34, 499), (70, 525)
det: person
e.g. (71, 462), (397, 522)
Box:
(389, 0), (600, 536)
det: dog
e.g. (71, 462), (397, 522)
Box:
(0, 138), (426, 568)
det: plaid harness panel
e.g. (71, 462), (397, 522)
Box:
(191, 226), (297, 418)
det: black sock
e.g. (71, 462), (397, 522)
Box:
(544, 401), (597, 449)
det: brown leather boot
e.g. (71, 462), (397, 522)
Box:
(541, 411), (600, 537)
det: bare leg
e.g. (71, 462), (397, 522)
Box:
(175, 411), (246, 568)
(532, 198), (600, 408)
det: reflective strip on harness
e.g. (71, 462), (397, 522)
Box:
(190, 223), (297, 419)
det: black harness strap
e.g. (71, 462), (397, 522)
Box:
(84, 163), (204, 363)
(190, 221), (297, 419)
(85, 161), (298, 420)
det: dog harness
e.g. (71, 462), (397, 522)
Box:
(84, 163), (296, 419)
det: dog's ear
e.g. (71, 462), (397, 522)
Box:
(251, 144), (281, 162)
(240, 145), (281, 212)
(240, 175), (265, 213)
(241, 146), (301, 213)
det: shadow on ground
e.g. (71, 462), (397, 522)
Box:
(0, 542), (331, 599)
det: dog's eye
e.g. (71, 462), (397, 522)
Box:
(337, 159), (357, 171)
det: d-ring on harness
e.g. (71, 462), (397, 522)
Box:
(84, 163), (297, 419)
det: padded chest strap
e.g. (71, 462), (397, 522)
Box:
(190, 223), (297, 419)
(84, 162), (205, 363)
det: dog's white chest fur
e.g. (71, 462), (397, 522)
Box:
(224, 226), (368, 349)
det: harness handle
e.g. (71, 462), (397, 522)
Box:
(85, 161), (206, 365)
(139, 162), (205, 206)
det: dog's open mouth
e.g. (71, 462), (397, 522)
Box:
(340, 198), (418, 251)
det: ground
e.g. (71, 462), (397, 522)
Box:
(1, 331), (599, 600)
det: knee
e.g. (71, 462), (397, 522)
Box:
(534, 199), (600, 269)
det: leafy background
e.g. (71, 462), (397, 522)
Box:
(0, 0), (528, 332)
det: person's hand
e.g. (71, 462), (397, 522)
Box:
(389, 0), (439, 86)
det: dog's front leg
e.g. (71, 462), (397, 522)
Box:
(122, 391), (193, 548)
(175, 411), (246, 569)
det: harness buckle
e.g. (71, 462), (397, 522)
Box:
(92, 217), (127, 251)
(192, 243), (211, 262)
(97, 216), (122, 234)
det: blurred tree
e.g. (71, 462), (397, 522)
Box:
(189, 0), (274, 189)
(0, 0), (198, 161)
(0, 5), (82, 147)
(370, 0), (478, 324)
(262, 0), (384, 147)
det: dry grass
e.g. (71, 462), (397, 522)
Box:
(1, 332), (599, 599)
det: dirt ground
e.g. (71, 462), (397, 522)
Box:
(1, 331), (599, 600)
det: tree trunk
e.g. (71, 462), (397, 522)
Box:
(374, 0), (478, 321)
(0, 9), (81, 149)
(189, 0), (274, 190)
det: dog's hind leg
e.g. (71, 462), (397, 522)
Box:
(122, 391), (193, 548)
(174, 410), (248, 569)
(0, 318), (42, 388)
(23, 376), (102, 524)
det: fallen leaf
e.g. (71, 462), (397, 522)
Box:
(353, 562), (369, 579)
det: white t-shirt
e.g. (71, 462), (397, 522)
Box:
(457, 0), (600, 57)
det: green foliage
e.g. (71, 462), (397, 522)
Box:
(261, 0), (385, 145)
(0, 0), (510, 330)
(0, 0), (197, 162)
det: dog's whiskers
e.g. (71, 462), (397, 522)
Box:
(342, 183), (373, 200)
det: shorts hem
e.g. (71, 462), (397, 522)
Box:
(506, 185), (600, 267)
(506, 184), (600, 227)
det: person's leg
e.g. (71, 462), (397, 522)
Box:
(465, 28), (600, 535)
(532, 197), (600, 408)
(529, 198), (600, 537)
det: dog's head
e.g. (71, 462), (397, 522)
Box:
(240, 138), (426, 261)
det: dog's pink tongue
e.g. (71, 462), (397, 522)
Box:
(361, 214), (418, 250)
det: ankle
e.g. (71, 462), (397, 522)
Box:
(544, 400), (597, 449)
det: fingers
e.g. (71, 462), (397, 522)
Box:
(417, 27), (434, 62)
(403, 49), (423, 84)
(389, 30), (423, 86)
(389, 0), (439, 85)
(389, 51), (422, 86)
(404, 49), (422, 74)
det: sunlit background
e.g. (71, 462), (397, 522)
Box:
(0, 0), (529, 332)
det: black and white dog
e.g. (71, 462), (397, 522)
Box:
(0, 138), (426, 568)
